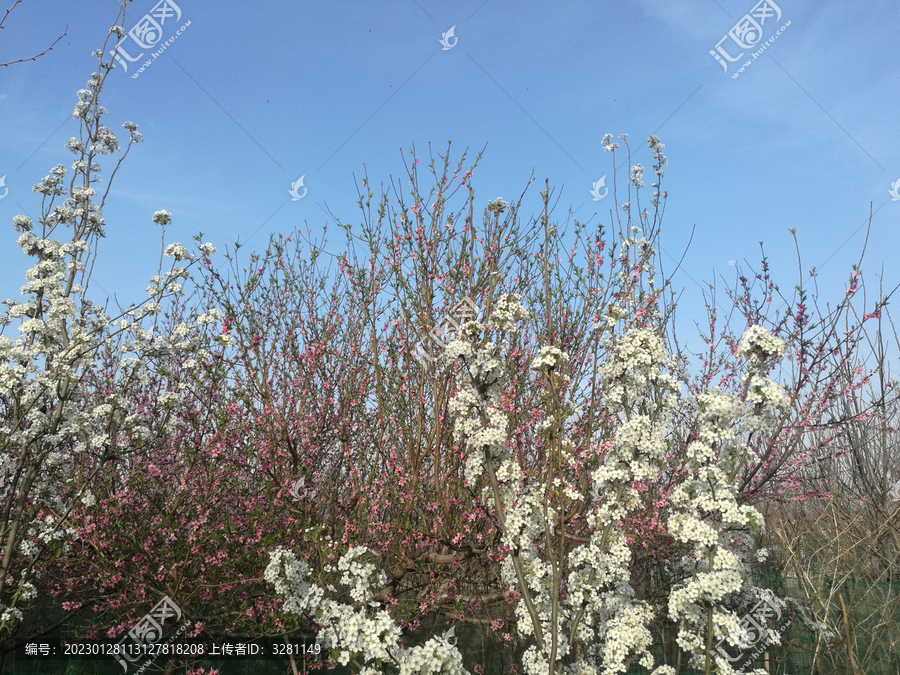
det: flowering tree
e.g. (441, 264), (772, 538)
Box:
(263, 245), (784, 675)
(263, 295), (791, 675)
(755, 291), (900, 674)
(0, 11), (216, 666)
(261, 137), (887, 674)
(42, 307), (335, 668)
(22, 125), (886, 674)
(267, 545), (469, 675)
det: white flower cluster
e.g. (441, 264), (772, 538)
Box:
(34, 515), (76, 547)
(264, 548), (324, 616)
(437, 302), (790, 674)
(598, 328), (675, 408)
(601, 133), (621, 153)
(742, 373), (789, 412)
(444, 337), (474, 362)
(213, 333), (236, 348)
(12, 215), (33, 234)
(736, 325), (786, 364)
(446, 305), (666, 675)
(0, 604), (23, 629)
(531, 346), (569, 373)
(694, 391), (745, 444)
(647, 136), (667, 175)
(490, 292), (530, 333)
(501, 488), (548, 555)
(662, 328), (792, 672)
(265, 547), (469, 675)
(17, 582), (38, 602)
(629, 165), (644, 189)
(445, 307), (516, 487)
(197, 308), (224, 325)
(605, 415), (667, 482)
(164, 242), (194, 262)
(1, 66), (219, 627)
(152, 210), (172, 226)
(646, 135), (668, 207)
(487, 197), (509, 215)
(157, 391), (181, 408)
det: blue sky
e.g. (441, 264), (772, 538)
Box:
(1, 0), (898, 370)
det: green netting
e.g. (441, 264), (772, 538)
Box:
(622, 551), (900, 675)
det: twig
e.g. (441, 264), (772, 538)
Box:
(0, 0), (68, 68)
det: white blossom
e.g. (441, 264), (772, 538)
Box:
(152, 210), (172, 226)
(737, 325), (786, 364)
(164, 243), (193, 261)
(263, 243), (787, 671)
(1, 76), (217, 628)
(265, 547), (468, 675)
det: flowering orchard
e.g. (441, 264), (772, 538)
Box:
(3, 15), (894, 675)
(256, 134), (885, 673)
(0, 15), (221, 673)
(266, 299), (792, 675)
(250, 137), (882, 673)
